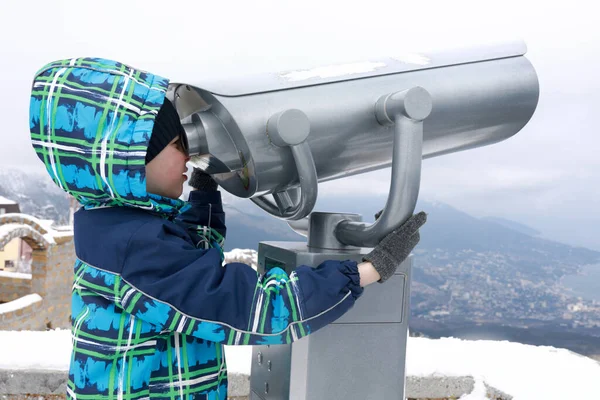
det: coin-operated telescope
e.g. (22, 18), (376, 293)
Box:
(168, 40), (538, 400)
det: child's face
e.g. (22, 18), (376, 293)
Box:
(146, 136), (190, 199)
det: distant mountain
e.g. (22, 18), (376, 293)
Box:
(481, 216), (541, 236)
(220, 204), (303, 251)
(0, 167), (70, 224)
(417, 201), (598, 261)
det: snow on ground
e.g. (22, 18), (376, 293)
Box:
(406, 337), (600, 400)
(0, 330), (598, 400)
(0, 271), (31, 279)
(224, 248), (257, 269)
(0, 294), (41, 314)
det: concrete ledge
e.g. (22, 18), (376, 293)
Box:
(0, 370), (250, 399)
(407, 375), (475, 398)
(228, 372), (250, 398)
(0, 370), (66, 395)
(0, 369), (512, 399)
(407, 376), (512, 399)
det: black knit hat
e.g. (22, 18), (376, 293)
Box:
(145, 98), (186, 164)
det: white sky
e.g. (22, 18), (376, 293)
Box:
(1, 329), (598, 400)
(1, 0), (599, 249)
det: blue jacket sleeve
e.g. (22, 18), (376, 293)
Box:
(119, 220), (363, 345)
(174, 190), (226, 247)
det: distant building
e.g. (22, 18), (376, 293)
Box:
(0, 195), (20, 214)
(0, 196), (32, 272)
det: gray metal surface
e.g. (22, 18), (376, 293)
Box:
(174, 40), (527, 96)
(296, 322), (408, 400)
(307, 212), (361, 250)
(256, 241), (369, 276)
(172, 49), (538, 199)
(286, 218), (309, 237)
(250, 344), (293, 400)
(183, 110), (242, 175)
(251, 241), (412, 400)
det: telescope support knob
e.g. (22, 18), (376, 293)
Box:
(375, 86), (433, 125)
(251, 109), (318, 221)
(266, 109), (311, 147)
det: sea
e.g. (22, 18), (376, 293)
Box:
(561, 263), (600, 302)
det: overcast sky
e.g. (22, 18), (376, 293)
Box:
(1, 0), (598, 250)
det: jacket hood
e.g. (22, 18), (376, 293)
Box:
(29, 57), (184, 215)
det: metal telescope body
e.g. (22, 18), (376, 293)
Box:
(168, 40), (539, 400)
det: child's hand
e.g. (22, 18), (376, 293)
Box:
(363, 212), (426, 282)
(189, 168), (218, 192)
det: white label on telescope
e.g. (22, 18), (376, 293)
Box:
(280, 62), (386, 82)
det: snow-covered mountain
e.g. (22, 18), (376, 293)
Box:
(0, 167), (70, 224)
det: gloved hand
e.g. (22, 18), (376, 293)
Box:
(363, 211), (427, 282)
(188, 168), (218, 192)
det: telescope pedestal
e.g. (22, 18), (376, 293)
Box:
(250, 217), (412, 400)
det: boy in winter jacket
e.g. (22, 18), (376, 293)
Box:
(29, 58), (425, 400)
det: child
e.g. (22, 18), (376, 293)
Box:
(29, 58), (426, 400)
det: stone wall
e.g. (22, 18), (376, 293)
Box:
(29, 238), (74, 330)
(0, 214), (74, 331)
(0, 274), (31, 303)
(0, 296), (45, 331)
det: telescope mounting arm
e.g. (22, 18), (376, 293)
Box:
(250, 109), (318, 221)
(334, 87), (432, 248)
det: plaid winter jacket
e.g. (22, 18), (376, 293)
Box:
(29, 58), (363, 400)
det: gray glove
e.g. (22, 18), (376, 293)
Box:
(189, 168), (218, 192)
(363, 211), (427, 282)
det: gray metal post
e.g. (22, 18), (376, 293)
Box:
(250, 213), (412, 399)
